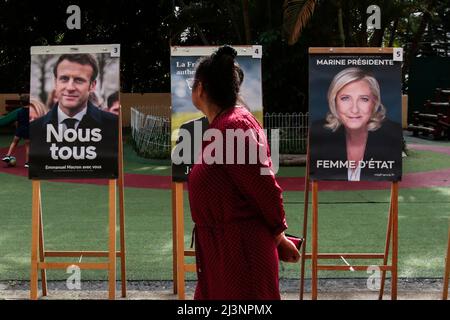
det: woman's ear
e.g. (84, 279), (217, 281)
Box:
(198, 82), (210, 105)
(196, 81), (204, 97)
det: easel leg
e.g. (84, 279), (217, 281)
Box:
(300, 145), (310, 300)
(442, 223), (450, 300)
(108, 180), (117, 300)
(38, 191), (47, 296)
(118, 108), (127, 298)
(311, 181), (319, 300)
(391, 182), (399, 300)
(118, 175), (126, 297)
(378, 188), (394, 300)
(172, 183), (178, 295)
(30, 180), (40, 300)
(175, 183), (185, 299)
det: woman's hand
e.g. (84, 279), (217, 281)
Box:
(275, 233), (301, 263)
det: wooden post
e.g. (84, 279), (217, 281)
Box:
(378, 187), (394, 300)
(38, 188), (47, 297)
(391, 182), (399, 300)
(108, 180), (117, 300)
(174, 182), (186, 299)
(172, 182), (178, 294)
(311, 181), (319, 300)
(300, 139), (310, 300)
(303, 180), (398, 300)
(443, 222), (450, 300)
(30, 179), (123, 300)
(118, 108), (127, 298)
(30, 180), (40, 300)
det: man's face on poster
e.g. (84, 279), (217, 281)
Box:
(54, 60), (97, 116)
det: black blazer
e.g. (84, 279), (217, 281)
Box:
(29, 102), (119, 179)
(172, 116), (209, 182)
(309, 118), (402, 181)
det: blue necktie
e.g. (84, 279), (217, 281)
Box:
(63, 118), (77, 130)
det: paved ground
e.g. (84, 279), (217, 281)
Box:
(0, 279), (445, 300)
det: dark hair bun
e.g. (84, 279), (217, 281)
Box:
(194, 45), (241, 110)
(214, 45), (237, 60)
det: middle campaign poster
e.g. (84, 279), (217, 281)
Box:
(170, 46), (263, 182)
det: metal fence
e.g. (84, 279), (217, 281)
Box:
(264, 112), (309, 154)
(131, 108), (309, 159)
(131, 106), (171, 159)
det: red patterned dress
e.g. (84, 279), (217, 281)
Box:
(188, 106), (288, 300)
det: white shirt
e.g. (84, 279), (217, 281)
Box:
(348, 166), (361, 181)
(57, 106), (87, 130)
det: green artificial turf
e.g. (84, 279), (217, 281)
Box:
(122, 141), (171, 176)
(281, 188), (450, 279)
(1, 132), (450, 282)
(0, 171), (449, 281)
(403, 149), (450, 173)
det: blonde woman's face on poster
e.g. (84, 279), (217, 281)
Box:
(335, 79), (376, 132)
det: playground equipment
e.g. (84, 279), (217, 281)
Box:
(408, 88), (450, 140)
(0, 108), (20, 127)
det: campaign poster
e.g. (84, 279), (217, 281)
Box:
(309, 48), (402, 181)
(170, 46), (263, 182)
(29, 44), (120, 179)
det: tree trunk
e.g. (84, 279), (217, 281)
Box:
(225, 0), (243, 44)
(342, 0), (352, 46)
(242, 0), (251, 44)
(266, 0), (272, 29)
(196, 27), (209, 45)
(359, 1), (368, 46)
(402, 0), (437, 80)
(179, 0), (209, 45)
(388, 16), (399, 47)
(370, 26), (386, 47)
(337, 1), (345, 47)
(369, 0), (390, 47)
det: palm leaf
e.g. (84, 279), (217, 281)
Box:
(283, 0), (317, 45)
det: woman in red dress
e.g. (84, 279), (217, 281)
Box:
(188, 45), (300, 300)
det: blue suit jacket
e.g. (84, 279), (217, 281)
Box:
(29, 102), (119, 179)
(309, 118), (402, 181)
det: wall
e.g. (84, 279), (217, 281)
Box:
(0, 93), (21, 115)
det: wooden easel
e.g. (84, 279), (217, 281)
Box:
(299, 47), (401, 300)
(172, 182), (196, 300)
(30, 109), (127, 300)
(299, 146), (399, 300)
(443, 222), (450, 300)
